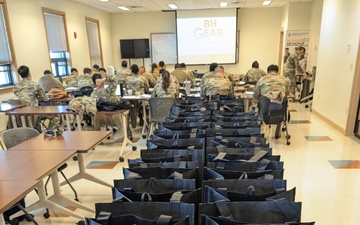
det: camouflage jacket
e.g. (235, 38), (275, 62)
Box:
(125, 73), (149, 95)
(68, 96), (97, 121)
(78, 73), (94, 90)
(116, 68), (132, 82)
(202, 75), (233, 97)
(245, 68), (266, 83)
(91, 74), (119, 102)
(171, 69), (195, 87)
(66, 74), (78, 87)
(285, 53), (302, 73)
(253, 72), (289, 104)
(13, 78), (49, 106)
(142, 72), (156, 88)
(152, 78), (179, 98)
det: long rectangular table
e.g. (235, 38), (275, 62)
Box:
(8, 131), (113, 187)
(0, 150), (83, 219)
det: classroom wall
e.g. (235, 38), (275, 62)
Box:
(287, 2), (312, 30)
(313, 0), (360, 130)
(307, 0), (323, 70)
(5, 0), (112, 83)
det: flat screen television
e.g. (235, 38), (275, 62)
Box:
(120, 39), (150, 59)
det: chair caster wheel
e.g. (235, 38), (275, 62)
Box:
(119, 157), (124, 162)
(132, 146), (137, 151)
(286, 141), (291, 145)
(142, 135), (146, 139)
(305, 105), (309, 108)
(286, 135), (291, 139)
(129, 136), (133, 141)
(77, 220), (86, 225)
(72, 156), (78, 161)
(43, 212), (50, 218)
(282, 127), (286, 132)
(275, 136), (280, 139)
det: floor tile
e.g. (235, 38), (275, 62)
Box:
(85, 161), (118, 169)
(305, 136), (333, 141)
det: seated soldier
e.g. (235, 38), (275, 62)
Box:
(152, 70), (178, 98)
(66, 68), (79, 87)
(13, 65), (59, 129)
(78, 67), (94, 90)
(254, 64), (289, 122)
(245, 61), (266, 83)
(202, 66), (233, 97)
(171, 63), (195, 87)
(38, 70), (64, 92)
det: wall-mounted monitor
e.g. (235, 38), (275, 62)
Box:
(120, 39), (150, 59)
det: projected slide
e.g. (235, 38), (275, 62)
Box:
(177, 9), (237, 65)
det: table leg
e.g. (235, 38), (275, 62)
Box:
(0, 214), (5, 225)
(11, 180), (83, 219)
(65, 115), (71, 131)
(120, 111), (134, 157)
(47, 170), (94, 212)
(11, 115), (17, 128)
(141, 100), (148, 138)
(59, 153), (112, 188)
(27, 116), (33, 128)
(20, 116), (26, 127)
(76, 115), (81, 131)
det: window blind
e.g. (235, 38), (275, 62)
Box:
(86, 20), (102, 66)
(0, 4), (12, 64)
(44, 13), (67, 52)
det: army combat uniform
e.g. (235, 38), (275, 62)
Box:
(116, 68), (132, 83)
(245, 68), (266, 83)
(202, 75), (233, 97)
(125, 73), (149, 95)
(285, 53), (302, 95)
(66, 74), (78, 87)
(151, 78), (179, 98)
(78, 73), (94, 90)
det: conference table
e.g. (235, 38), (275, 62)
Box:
(0, 150), (83, 219)
(0, 180), (38, 225)
(5, 105), (80, 131)
(9, 131), (113, 188)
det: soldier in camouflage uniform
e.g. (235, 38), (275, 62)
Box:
(125, 64), (149, 95)
(254, 64), (289, 121)
(13, 65), (60, 129)
(68, 96), (96, 123)
(66, 68), (79, 87)
(150, 63), (160, 81)
(116, 60), (132, 83)
(152, 70), (178, 98)
(139, 66), (156, 88)
(285, 46), (305, 96)
(202, 66), (233, 97)
(78, 67), (94, 90)
(200, 63), (218, 96)
(245, 61), (266, 83)
(171, 63), (195, 87)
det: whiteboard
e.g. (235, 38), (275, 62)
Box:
(151, 33), (177, 64)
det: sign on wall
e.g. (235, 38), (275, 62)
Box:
(285, 30), (310, 56)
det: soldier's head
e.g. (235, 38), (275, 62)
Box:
(214, 66), (225, 77)
(139, 66), (146, 75)
(180, 63), (186, 69)
(43, 70), (52, 76)
(252, 61), (259, 69)
(131, 64), (139, 74)
(159, 69), (166, 74)
(92, 64), (100, 71)
(298, 47), (306, 59)
(18, 65), (30, 79)
(267, 64), (279, 75)
(99, 68), (106, 73)
(174, 63), (181, 69)
(83, 67), (92, 75)
(209, 63), (218, 72)
(121, 60), (128, 68)
(159, 61), (165, 68)
(71, 68), (78, 75)
(285, 47), (289, 53)
(92, 73), (102, 86)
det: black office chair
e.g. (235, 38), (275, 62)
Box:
(80, 86), (94, 97)
(258, 96), (291, 145)
(1, 128), (79, 219)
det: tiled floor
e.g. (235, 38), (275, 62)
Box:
(17, 101), (360, 225)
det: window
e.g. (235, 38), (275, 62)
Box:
(85, 18), (103, 67)
(0, 1), (16, 87)
(43, 8), (71, 77)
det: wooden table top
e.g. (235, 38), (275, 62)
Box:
(0, 150), (76, 181)
(0, 180), (38, 214)
(5, 105), (75, 115)
(0, 104), (25, 112)
(8, 131), (112, 153)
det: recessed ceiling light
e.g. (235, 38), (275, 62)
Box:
(168, 4), (178, 9)
(100, 0), (109, 2)
(262, 1), (272, 5)
(117, 6), (130, 10)
(220, 2), (228, 7)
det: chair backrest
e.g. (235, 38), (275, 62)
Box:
(1, 128), (39, 149)
(80, 86), (94, 97)
(149, 97), (175, 123)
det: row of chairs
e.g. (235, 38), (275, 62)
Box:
(85, 96), (313, 224)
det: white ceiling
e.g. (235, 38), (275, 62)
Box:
(71, 0), (313, 13)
